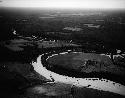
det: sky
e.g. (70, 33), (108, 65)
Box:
(0, 0), (125, 9)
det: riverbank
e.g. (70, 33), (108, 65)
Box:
(32, 54), (125, 97)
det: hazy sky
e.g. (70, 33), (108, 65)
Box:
(0, 0), (125, 9)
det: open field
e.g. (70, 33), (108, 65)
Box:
(47, 52), (125, 76)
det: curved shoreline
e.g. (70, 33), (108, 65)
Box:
(32, 54), (125, 96)
(45, 52), (125, 85)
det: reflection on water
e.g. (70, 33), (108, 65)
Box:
(32, 54), (125, 96)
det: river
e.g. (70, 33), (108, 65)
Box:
(32, 53), (125, 96)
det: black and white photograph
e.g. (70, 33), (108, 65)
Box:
(0, 0), (125, 98)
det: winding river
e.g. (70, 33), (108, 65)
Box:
(32, 53), (125, 96)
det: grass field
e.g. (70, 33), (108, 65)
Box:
(47, 52), (125, 75)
